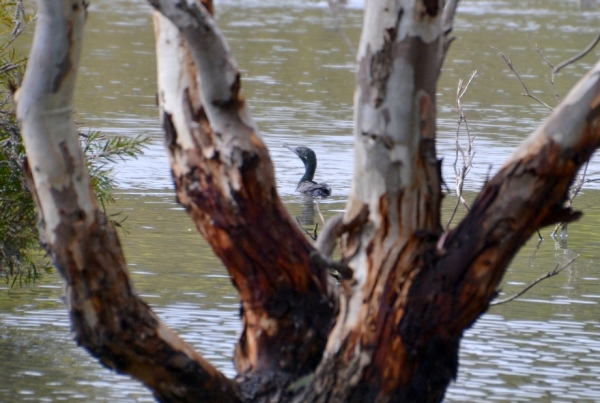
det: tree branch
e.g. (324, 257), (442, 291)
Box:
(447, 70), (477, 229)
(150, 1), (336, 380)
(491, 255), (579, 306)
(439, 0), (460, 70)
(555, 31), (600, 75)
(416, 58), (600, 341)
(15, 1), (240, 402)
(492, 46), (555, 111)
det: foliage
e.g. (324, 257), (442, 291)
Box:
(0, 0), (34, 109)
(0, 112), (44, 284)
(83, 131), (149, 216)
(0, 0), (150, 284)
(0, 117), (149, 284)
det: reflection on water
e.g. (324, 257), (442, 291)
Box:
(2, 0), (600, 402)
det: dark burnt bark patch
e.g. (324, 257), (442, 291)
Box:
(162, 111), (178, 152)
(422, 0), (439, 17)
(369, 12), (402, 108)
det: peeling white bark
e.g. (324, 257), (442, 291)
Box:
(15, 0), (94, 246)
(334, 0), (445, 351)
(154, 12), (200, 154)
(507, 60), (600, 162)
(149, 0), (259, 163)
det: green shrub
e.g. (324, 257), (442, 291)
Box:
(0, 0), (149, 285)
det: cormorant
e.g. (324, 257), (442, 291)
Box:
(284, 145), (331, 198)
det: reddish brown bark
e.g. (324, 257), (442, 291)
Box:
(151, 0), (337, 379)
(163, 107), (336, 377)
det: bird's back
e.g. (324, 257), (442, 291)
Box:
(297, 180), (331, 198)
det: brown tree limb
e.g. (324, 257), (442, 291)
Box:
(150, 0), (337, 381)
(15, 1), (240, 402)
(400, 57), (600, 401)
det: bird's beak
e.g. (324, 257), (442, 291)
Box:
(283, 144), (299, 156)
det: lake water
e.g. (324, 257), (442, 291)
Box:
(1, 0), (600, 402)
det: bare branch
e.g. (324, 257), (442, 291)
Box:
(439, 0), (460, 70)
(442, 0), (460, 34)
(447, 70), (477, 229)
(296, 217), (318, 241)
(491, 255), (579, 306)
(492, 46), (555, 111)
(554, 31), (600, 75)
(532, 41), (561, 102)
(326, 0), (356, 58)
(533, 31), (600, 104)
(551, 160), (590, 241)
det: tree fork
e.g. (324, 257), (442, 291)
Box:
(150, 0), (337, 380)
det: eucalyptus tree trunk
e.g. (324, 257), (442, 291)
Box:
(15, 0), (600, 403)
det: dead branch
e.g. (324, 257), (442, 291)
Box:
(439, 0), (460, 68)
(447, 70), (477, 229)
(491, 46), (555, 111)
(533, 31), (600, 103)
(326, 0), (356, 57)
(532, 41), (561, 102)
(296, 217), (318, 241)
(491, 255), (579, 306)
(554, 31), (600, 75)
(551, 161), (590, 241)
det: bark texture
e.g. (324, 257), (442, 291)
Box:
(305, 1), (450, 401)
(150, 0), (337, 385)
(16, 0), (600, 402)
(302, 1), (600, 402)
(16, 1), (240, 402)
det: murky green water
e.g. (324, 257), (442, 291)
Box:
(1, 0), (600, 402)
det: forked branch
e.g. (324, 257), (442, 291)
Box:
(492, 46), (555, 111)
(150, 0), (336, 380)
(533, 31), (600, 103)
(447, 70), (477, 229)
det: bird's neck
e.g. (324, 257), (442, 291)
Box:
(300, 158), (316, 183)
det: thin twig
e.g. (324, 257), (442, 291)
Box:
(326, 0), (356, 58)
(532, 41), (561, 102)
(554, 31), (600, 75)
(315, 200), (326, 226)
(296, 217), (318, 241)
(491, 46), (554, 111)
(551, 160), (590, 240)
(532, 31), (600, 104)
(491, 255), (579, 306)
(447, 70), (477, 230)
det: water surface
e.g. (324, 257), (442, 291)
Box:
(1, 0), (600, 402)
